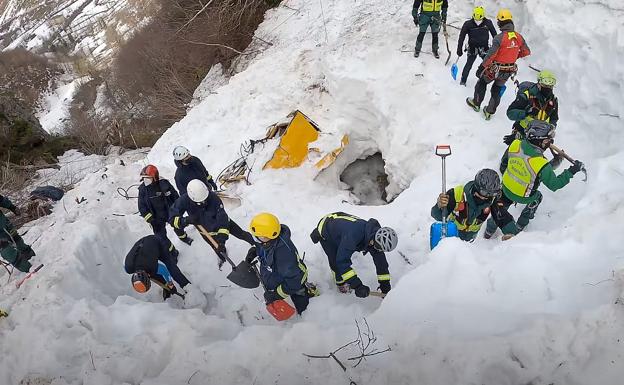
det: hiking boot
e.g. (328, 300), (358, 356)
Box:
(180, 235), (193, 246)
(484, 229), (495, 239)
(433, 50), (440, 59)
(466, 98), (480, 112)
(460, 80), (467, 86)
(483, 109), (493, 120)
(414, 50), (420, 58)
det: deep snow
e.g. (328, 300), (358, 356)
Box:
(1, 1), (624, 384)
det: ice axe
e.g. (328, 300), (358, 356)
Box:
(251, 265), (296, 321)
(550, 144), (587, 182)
(430, 145), (459, 249)
(195, 224), (260, 289)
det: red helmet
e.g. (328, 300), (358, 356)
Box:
(140, 165), (159, 180)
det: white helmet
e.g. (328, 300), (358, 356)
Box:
(374, 227), (398, 252)
(187, 179), (209, 203)
(173, 145), (190, 161)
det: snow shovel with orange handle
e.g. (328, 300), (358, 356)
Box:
(550, 144), (587, 182)
(251, 264), (296, 321)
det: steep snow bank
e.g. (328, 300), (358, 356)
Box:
(1, 1), (623, 384)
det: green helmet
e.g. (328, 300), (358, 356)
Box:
(537, 70), (557, 87)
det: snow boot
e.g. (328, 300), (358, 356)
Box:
(180, 235), (193, 246)
(484, 228), (496, 239)
(414, 50), (420, 58)
(460, 80), (467, 86)
(483, 109), (493, 120)
(466, 98), (480, 112)
(433, 50), (440, 59)
(305, 282), (320, 297)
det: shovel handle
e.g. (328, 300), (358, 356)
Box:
(196, 224), (237, 269)
(435, 144), (452, 157)
(369, 291), (386, 298)
(150, 278), (185, 299)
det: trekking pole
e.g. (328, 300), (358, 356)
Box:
(550, 144), (587, 182)
(195, 224), (237, 268)
(150, 278), (185, 299)
(435, 145), (452, 236)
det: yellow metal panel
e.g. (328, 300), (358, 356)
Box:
(264, 111), (320, 169)
(315, 135), (349, 170)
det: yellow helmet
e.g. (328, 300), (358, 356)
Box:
(473, 6), (485, 21)
(250, 213), (281, 240)
(497, 9), (513, 22)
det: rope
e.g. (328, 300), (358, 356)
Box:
(116, 184), (140, 200)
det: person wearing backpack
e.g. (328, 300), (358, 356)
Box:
(466, 9), (531, 120)
(503, 70), (559, 145)
(456, 6), (497, 86)
(484, 120), (584, 237)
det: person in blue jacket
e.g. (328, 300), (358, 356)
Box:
(245, 213), (319, 314)
(172, 145), (218, 196)
(138, 165), (192, 259)
(124, 235), (191, 300)
(310, 212), (398, 298)
(169, 179), (253, 267)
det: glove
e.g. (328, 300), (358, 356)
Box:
(245, 246), (257, 264)
(11, 207), (21, 216)
(353, 284), (370, 298)
(378, 281), (391, 294)
(457, 48), (463, 57)
(309, 228), (321, 244)
(437, 193), (449, 208)
(207, 178), (218, 191)
(338, 283), (351, 293)
(216, 242), (227, 256)
(264, 290), (283, 304)
(567, 160), (584, 175)
(476, 65), (484, 78)
(503, 133), (517, 145)
(162, 283), (177, 300)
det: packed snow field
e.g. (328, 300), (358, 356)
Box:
(2, 0), (624, 384)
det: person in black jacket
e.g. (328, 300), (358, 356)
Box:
(169, 179), (253, 268)
(124, 235), (191, 300)
(245, 213), (318, 314)
(172, 145), (218, 196)
(456, 6), (497, 85)
(310, 212), (398, 298)
(138, 165), (192, 259)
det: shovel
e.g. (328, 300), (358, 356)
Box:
(150, 278), (186, 300)
(550, 144), (587, 182)
(430, 145), (459, 250)
(252, 265), (296, 321)
(451, 57), (459, 80)
(195, 224), (260, 289)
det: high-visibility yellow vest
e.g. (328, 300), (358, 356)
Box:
(422, 0), (443, 12)
(502, 140), (549, 198)
(520, 90), (553, 129)
(447, 185), (483, 232)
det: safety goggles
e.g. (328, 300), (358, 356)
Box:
(252, 234), (271, 244)
(474, 190), (499, 200)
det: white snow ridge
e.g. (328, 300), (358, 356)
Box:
(2, 1), (624, 385)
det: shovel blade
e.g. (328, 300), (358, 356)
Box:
(499, 84), (507, 97)
(451, 63), (458, 80)
(429, 221), (459, 250)
(226, 261), (260, 289)
(267, 299), (296, 321)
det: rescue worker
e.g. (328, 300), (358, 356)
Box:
(431, 169), (519, 242)
(124, 234), (191, 300)
(245, 213), (318, 315)
(172, 145), (218, 196)
(310, 212), (398, 298)
(485, 120), (585, 237)
(412, 0), (448, 59)
(138, 165), (192, 259)
(467, 9), (531, 120)
(456, 6), (497, 86)
(0, 194), (35, 273)
(169, 179), (253, 268)
(504, 70), (559, 145)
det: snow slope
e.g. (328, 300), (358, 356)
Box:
(2, 1), (624, 384)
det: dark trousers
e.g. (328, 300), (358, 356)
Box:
(152, 221), (186, 256)
(319, 239), (342, 284)
(1, 226), (35, 273)
(461, 46), (487, 83)
(158, 247), (190, 287)
(291, 294), (310, 314)
(473, 71), (513, 114)
(415, 32), (439, 53)
(485, 190), (544, 233)
(199, 219), (254, 263)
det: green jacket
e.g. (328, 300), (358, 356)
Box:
(500, 140), (573, 204)
(0, 194), (16, 241)
(431, 181), (518, 241)
(507, 83), (559, 131)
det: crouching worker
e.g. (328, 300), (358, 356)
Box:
(1, 194), (36, 273)
(124, 235), (191, 300)
(246, 213), (318, 315)
(310, 212), (397, 298)
(431, 168), (519, 241)
(169, 179), (253, 268)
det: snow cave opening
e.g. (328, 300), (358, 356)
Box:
(339, 152), (389, 205)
